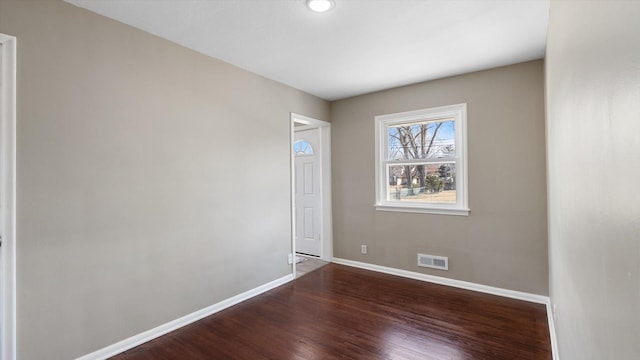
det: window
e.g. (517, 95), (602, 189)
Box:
(294, 140), (314, 156)
(374, 103), (469, 215)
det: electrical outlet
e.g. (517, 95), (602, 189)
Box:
(287, 253), (293, 265)
(361, 245), (367, 254)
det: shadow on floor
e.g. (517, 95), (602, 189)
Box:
(295, 255), (328, 278)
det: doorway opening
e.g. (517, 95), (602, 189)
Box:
(290, 113), (332, 278)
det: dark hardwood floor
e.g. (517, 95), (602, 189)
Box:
(113, 264), (551, 359)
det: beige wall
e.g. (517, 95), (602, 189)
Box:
(331, 60), (548, 295)
(546, 1), (640, 358)
(0, 1), (329, 359)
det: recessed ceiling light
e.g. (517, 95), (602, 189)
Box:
(306, 0), (335, 13)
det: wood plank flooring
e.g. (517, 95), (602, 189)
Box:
(113, 264), (551, 359)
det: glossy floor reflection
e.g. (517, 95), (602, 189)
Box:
(114, 264), (551, 359)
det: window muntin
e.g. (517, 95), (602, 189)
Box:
(375, 104), (469, 215)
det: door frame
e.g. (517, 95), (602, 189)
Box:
(290, 113), (332, 276)
(0, 33), (17, 360)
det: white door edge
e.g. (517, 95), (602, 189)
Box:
(0, 33), (17, 360)
(290, 113), (332, 269)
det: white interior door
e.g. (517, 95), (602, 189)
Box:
(294, 128), (322, 257)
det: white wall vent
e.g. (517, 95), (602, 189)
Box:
(417, 253), (449, 270)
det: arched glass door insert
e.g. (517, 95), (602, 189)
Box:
(294, 140), (314, 156)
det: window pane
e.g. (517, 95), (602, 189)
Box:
(387, 163), (456, 203)
(387, 120), (455, 161)
(294, 140), (314, 156)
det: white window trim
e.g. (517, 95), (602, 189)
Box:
(374, 103), (469, 216)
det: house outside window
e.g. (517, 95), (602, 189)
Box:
(374, 103), (469, 216)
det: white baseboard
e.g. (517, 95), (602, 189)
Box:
(76, 274), (294, 360)
(332, 257), (558, 358)
(546, 302), (560, 360)
(332, 257), (549, 304)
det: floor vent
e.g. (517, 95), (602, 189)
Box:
(417, 253), (449, 270)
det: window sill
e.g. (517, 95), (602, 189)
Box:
(375, 204), (470, 216)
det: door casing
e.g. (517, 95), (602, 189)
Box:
(0, 33), (17, 360)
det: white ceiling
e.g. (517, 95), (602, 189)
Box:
(66, 0), (549, 101)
